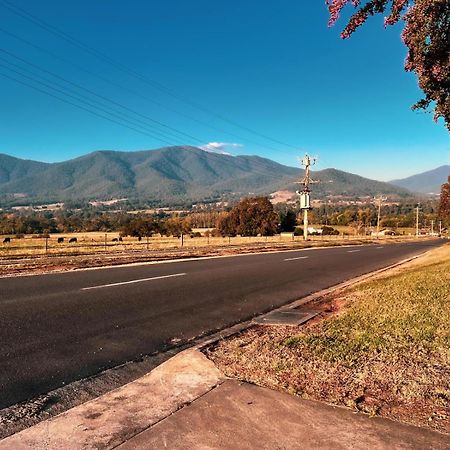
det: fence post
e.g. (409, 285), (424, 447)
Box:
(104, 233), (107, 250)
(45, 237), (48, 254)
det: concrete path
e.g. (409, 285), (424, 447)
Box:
(0, 350), (224, 449)
(3, 349), (447, 450)
(120, 380), (448, 450)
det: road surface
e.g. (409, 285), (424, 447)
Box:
(0, 239), (442, 408)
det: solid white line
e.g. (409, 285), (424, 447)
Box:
(347, 250), (361, 253)
(81, 273), (186, 290)
(284, 256), (309, 261)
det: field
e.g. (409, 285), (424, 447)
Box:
(0, 229), (433, 277)
(208, 243), (450, 433)
(0, 229), (419, 258)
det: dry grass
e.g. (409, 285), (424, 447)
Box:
(0, 231), (417, 258)
(0, 232), (421, 276)
(208, 243), (450, 433)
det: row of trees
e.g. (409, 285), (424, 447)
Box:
(1, 186), (448, 237)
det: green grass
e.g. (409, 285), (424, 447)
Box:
(208, 244), (450, 432)
(286, 258), (450, 366)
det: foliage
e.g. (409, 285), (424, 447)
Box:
(326, 0), (450, 129)
(161, 217), (192, 237)
(120, 218), (160, 237)
(321, 225), (339, 235)
(217, 213), (238, 237)
(438, 175), (450, 224)
(0, 200), (439, 236)
(279, 209), (298, 232)
(217, 197), (279, 236)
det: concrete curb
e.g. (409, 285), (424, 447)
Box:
(0, 350), (225, 450)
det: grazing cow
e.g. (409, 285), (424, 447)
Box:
(57, 237), (64, 243)
(69, 237), (77, 243)
(3, 237), (11, 244)
(112, 238), (118, 242)
(118, 237), (123, 242)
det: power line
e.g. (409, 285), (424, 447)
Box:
(0, 47), (204, 145)
(0, 26), (281, 152)
(0, 63), (295, 182)
(0, 69), (175, 145)
(0, 61), (190, 144)
(0, 0), (298, 150)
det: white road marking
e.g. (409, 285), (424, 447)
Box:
(4, 244), (368, 279)
(376, 246), (384, 249)
(81, 273), (186, 290)
(347, 250), (361, 253)
(284, 256), (309, 261)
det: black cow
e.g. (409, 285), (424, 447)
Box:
(118, 237), (123, 242)
(69, 237), (77, 243)
(112, 238), (119, 242)
(3, 237), (11, 244)
(57, 237), (64, 243)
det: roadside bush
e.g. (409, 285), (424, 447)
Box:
(321, 226), (339, 236)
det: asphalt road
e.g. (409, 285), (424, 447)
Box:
(0, 239), (443, 408)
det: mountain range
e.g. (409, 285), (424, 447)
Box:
(0, 146), (425, 206)
(390, 165), (449, 194)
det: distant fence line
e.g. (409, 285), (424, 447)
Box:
(0, 233), (419, 258)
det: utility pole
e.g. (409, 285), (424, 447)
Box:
(297, 154), (317, 241)
(375, 195), (387, 237)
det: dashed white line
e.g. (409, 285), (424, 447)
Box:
(81, 273), (187, 290)
(376, 246), (384, 249)
(347, 250), (361, 253)
(284, 256), (309, 261)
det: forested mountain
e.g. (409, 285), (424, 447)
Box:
(390, 165), (450, 194)
(0, 146), (412, 206)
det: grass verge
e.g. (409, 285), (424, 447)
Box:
(207, 243), (450, 433)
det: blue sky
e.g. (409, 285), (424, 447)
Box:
(0, 0), (448, 180)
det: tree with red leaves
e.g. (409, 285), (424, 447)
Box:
(326, 0), (450, 130)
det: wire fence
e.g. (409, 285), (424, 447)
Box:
(0, 232), (420, 259)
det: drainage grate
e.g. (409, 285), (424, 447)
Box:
(253, 309), (320, 326)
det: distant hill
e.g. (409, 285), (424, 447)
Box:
(0, 146), (412, 206)
(0, 154), (48, 184)
(389, 165), (450, 194)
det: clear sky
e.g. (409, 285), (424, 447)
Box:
(0, 0), (448, 181)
